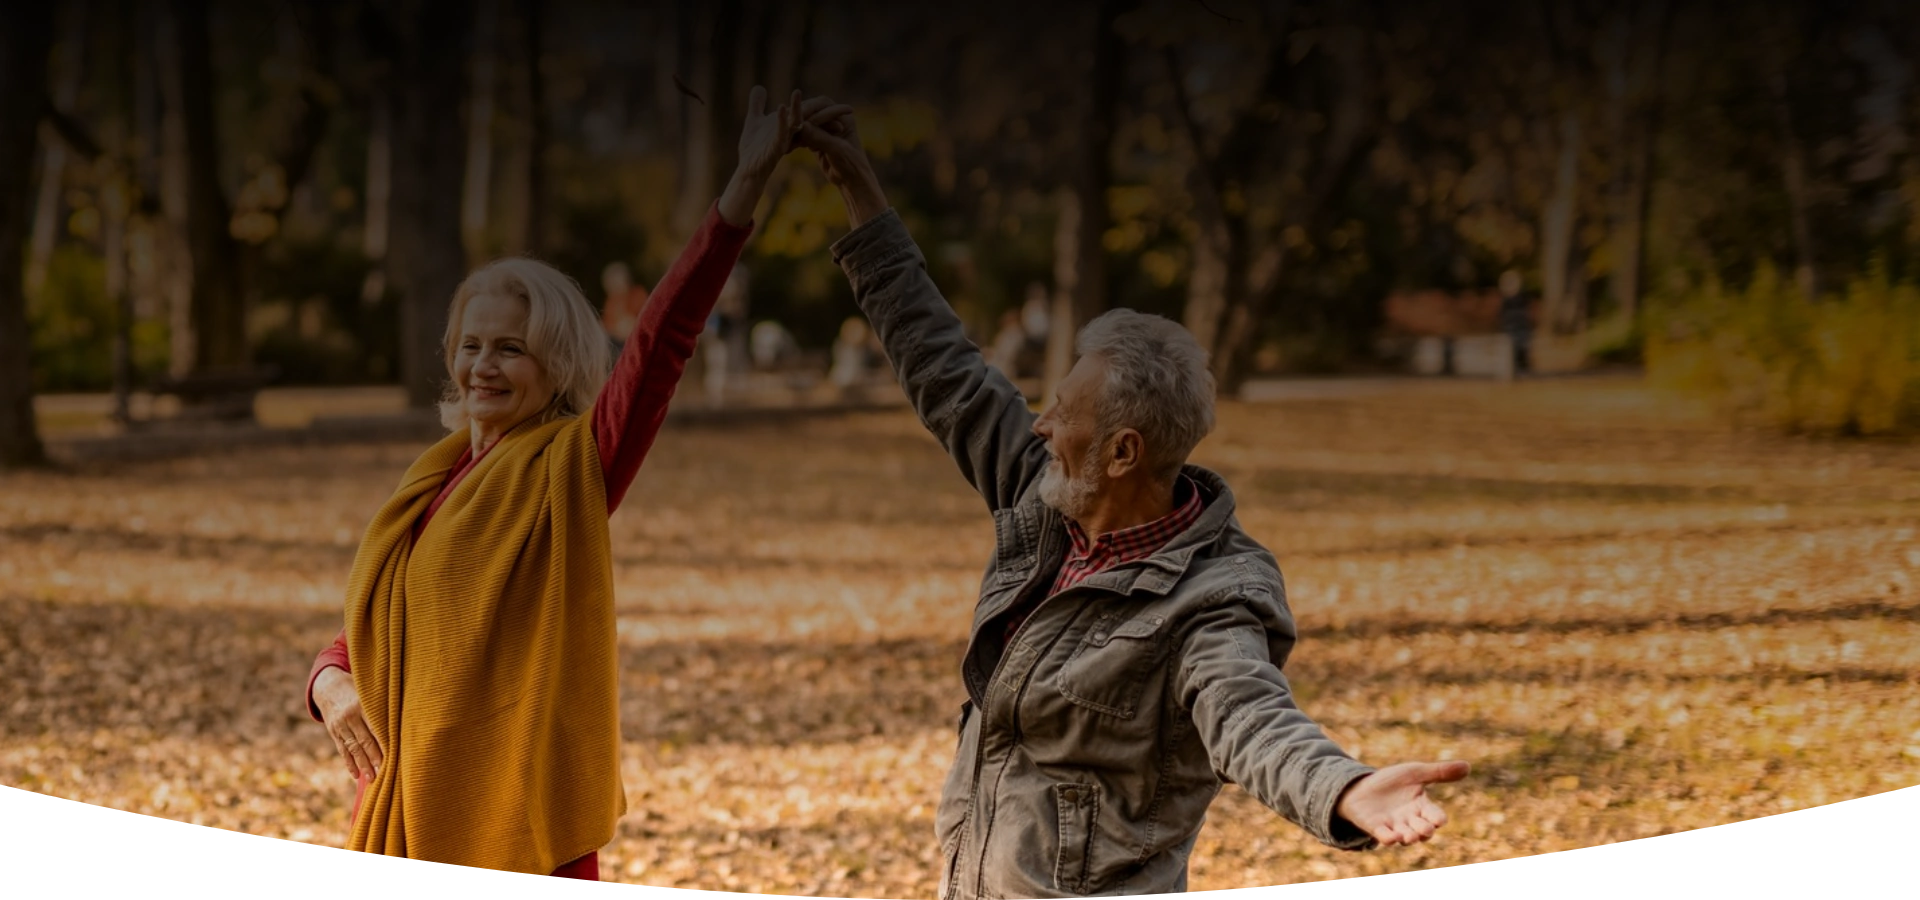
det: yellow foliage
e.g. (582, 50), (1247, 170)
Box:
(1646, 263), (1920, 434)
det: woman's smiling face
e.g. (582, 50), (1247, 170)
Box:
(453, 292), (556, 449)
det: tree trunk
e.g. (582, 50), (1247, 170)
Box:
(25, 1), (87, 299)
(388, 0), (474, 409)
(1606, 0), (1671, 326)
(1181, 215), (1232, 358)
(99, 5), (136, 424)
(1043, 0), (1131, 404)
(524, 0), (548, 257)
(1046, 188), (1081, 403)
(502, 0), (548, 257)
(160, 0), (248, 374)
(130, 1), (169, 336)
(1162, 42), (1242, 369)
(1770, 65), (1818, 302)
(462, 0), (499, 262)
(1538, 110), (1584, 334)
(1211, 20), (1375, 394)
(361, 90), (392, 303)
(106, 177), (133, 424)
(671, 0), (719, 239)
(653, 3), (685, 173)
(0, 4), (54, 468)
(743, 1), (819, 238)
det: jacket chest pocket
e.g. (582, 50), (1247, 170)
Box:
(1053, 612), (1170, 719)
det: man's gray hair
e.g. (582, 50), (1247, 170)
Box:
(1076, 308), (1216, 480)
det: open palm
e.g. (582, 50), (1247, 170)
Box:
(1335, 760), (1471, 845)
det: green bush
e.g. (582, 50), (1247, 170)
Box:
(1645, 264), (1920, 435)
(26, 245), (169, 392)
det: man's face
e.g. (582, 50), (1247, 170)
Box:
(1034, 354), (1108, 520)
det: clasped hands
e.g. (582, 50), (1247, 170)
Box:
(717, 86), (855, 227)
(718, 84), (886, 230)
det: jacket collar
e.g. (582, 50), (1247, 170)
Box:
(1029, 463), (1238, 598)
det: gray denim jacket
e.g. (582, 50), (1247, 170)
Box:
(832, 210), (1376, 899)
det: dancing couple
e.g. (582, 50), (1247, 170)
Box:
(303, 87), (1469, 894)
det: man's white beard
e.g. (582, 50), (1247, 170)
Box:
(1038, 445), (1102, 521)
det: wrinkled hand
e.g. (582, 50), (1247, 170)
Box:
(719, 88), (856, 226)
(1335, 760), (1470, 846)
(313, 666), (383, 781)
(792, 105), (888, 227)
(734, 85), (802, 181)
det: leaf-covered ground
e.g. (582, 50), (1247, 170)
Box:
(4, 376), (1917, 895)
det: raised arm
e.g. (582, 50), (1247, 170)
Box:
(592, 208), (749, 513)
(801, 113), (1051, 510)
(593, 88), (855, 513)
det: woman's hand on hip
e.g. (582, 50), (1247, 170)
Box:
(313, 666), (384, 780)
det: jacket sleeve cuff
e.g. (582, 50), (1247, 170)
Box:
(829, 208), (919, 283)
(1317, 761), (1381, 851)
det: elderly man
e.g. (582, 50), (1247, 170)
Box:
(795, 115), (1470, 898)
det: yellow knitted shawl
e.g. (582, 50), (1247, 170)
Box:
(342, 413), (623, 873)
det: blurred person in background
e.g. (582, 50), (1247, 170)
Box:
(987, 308), (1027, 377)
(750, 318), (800, 371)
(702, 263), (750, 406)
(1498, 269), (1533, 375)
(599, 261), (651, 352)
(829, 315), (873, 390)
(1019, 282), (1051, 377)
(301, 89), (852, 881)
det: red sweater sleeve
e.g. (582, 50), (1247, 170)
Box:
(305, 628), (351, 722)
(593, 203), (753, 513)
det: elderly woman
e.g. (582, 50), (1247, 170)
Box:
(300, 88), (849, 880)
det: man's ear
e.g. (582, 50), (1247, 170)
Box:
(1108, 428), (1146, 479)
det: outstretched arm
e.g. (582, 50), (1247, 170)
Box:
(799, 112), (1051, 509)
(1175, 592), (1470, 849)
(1174, 598), (1380, 849)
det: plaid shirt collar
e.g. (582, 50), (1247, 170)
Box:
(997, 475), (1207, 647)
(1053, 474), (1205, 592)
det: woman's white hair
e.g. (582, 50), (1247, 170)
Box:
(1076, 308), (1216, 481)
(438, 258), (613, 432)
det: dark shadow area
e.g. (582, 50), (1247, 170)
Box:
(1301, 664), (1919, 695)
(1279, 513), (1911, 561)
(2, 521), (358, 567)
(1252, 467), (1758, 506)
(1301, 596), (1920, 642)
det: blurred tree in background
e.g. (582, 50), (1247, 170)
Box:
(10, 0), (1920, 464)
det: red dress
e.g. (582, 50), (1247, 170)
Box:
(305, 206), (750, 880)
